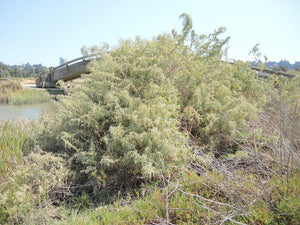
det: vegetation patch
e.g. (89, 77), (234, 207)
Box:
(8, 88), (51, 104)
(0, 79), (51, 104)
(0, 14), (299, 224)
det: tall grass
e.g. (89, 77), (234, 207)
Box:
(8, 89), (51, 104)
(0, 79), (22, 103)
(0, 120), (31, 181)
(0, 79), (22, 92)
(0, 78), (51, 104)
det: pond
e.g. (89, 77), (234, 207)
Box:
(0, 103), (51, 121)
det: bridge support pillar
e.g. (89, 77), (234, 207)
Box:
(43, 81), (57, 88)
(36, 76), (43, 88)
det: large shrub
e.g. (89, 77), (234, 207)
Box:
(37, 38), (186, 197)
(37, 14), (263, 199)
(31, 14), (300, 224)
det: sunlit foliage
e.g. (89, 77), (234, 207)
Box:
(1, 13), (299, 224)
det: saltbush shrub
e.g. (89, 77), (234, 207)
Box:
(5, 13), (297, 224)
(36, 14), (266, 200)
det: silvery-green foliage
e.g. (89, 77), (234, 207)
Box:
(37, 13), (262, 185)
(38, 38), (186, 181)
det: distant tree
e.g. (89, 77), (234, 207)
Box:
(279, 65), (287, 72)
(278, 59), (291, 70)
(10, 67), (23, 77)
(34, 64), (44, 74)
(0, 71), (10, 78)
(0, 61), (48, 78)
(0, 61), (8, 71)
(24, 62), (32, 72)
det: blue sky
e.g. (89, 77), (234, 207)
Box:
(0, 0), (299, 67)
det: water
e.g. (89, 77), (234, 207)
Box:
(21, 84), (36, 88)
(0, 103), (51, 121)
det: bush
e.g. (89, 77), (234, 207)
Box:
(37, 40), (187, 202)
(37, 14), (264, 200)
(0, 149), (68, 224)
(32, 13), (299, 224)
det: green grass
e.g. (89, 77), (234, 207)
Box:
(0, 120), (31, 181)
(8, 89), (51, 104)
(0, 78), (51, 104)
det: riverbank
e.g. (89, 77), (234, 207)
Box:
(0, 78), (51, 104)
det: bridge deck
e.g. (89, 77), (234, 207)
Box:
(36, 54), (98, 88)
(36, 56), (295, 88)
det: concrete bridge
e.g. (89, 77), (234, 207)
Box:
(36, 54), (98, 88)
(36, 56), (295, 88)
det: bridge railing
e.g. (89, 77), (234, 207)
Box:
(251, 67), (295, 79)
(51, 53), (100, 72)
(51, 56), (296, 78)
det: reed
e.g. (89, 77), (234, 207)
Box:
(8, 89), (51, 104)
(0, 79), (51, 104)
(0, 120), (31, 181)
(0, 79), (22, 93)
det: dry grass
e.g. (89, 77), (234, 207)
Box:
(20, 77), (36, 84)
